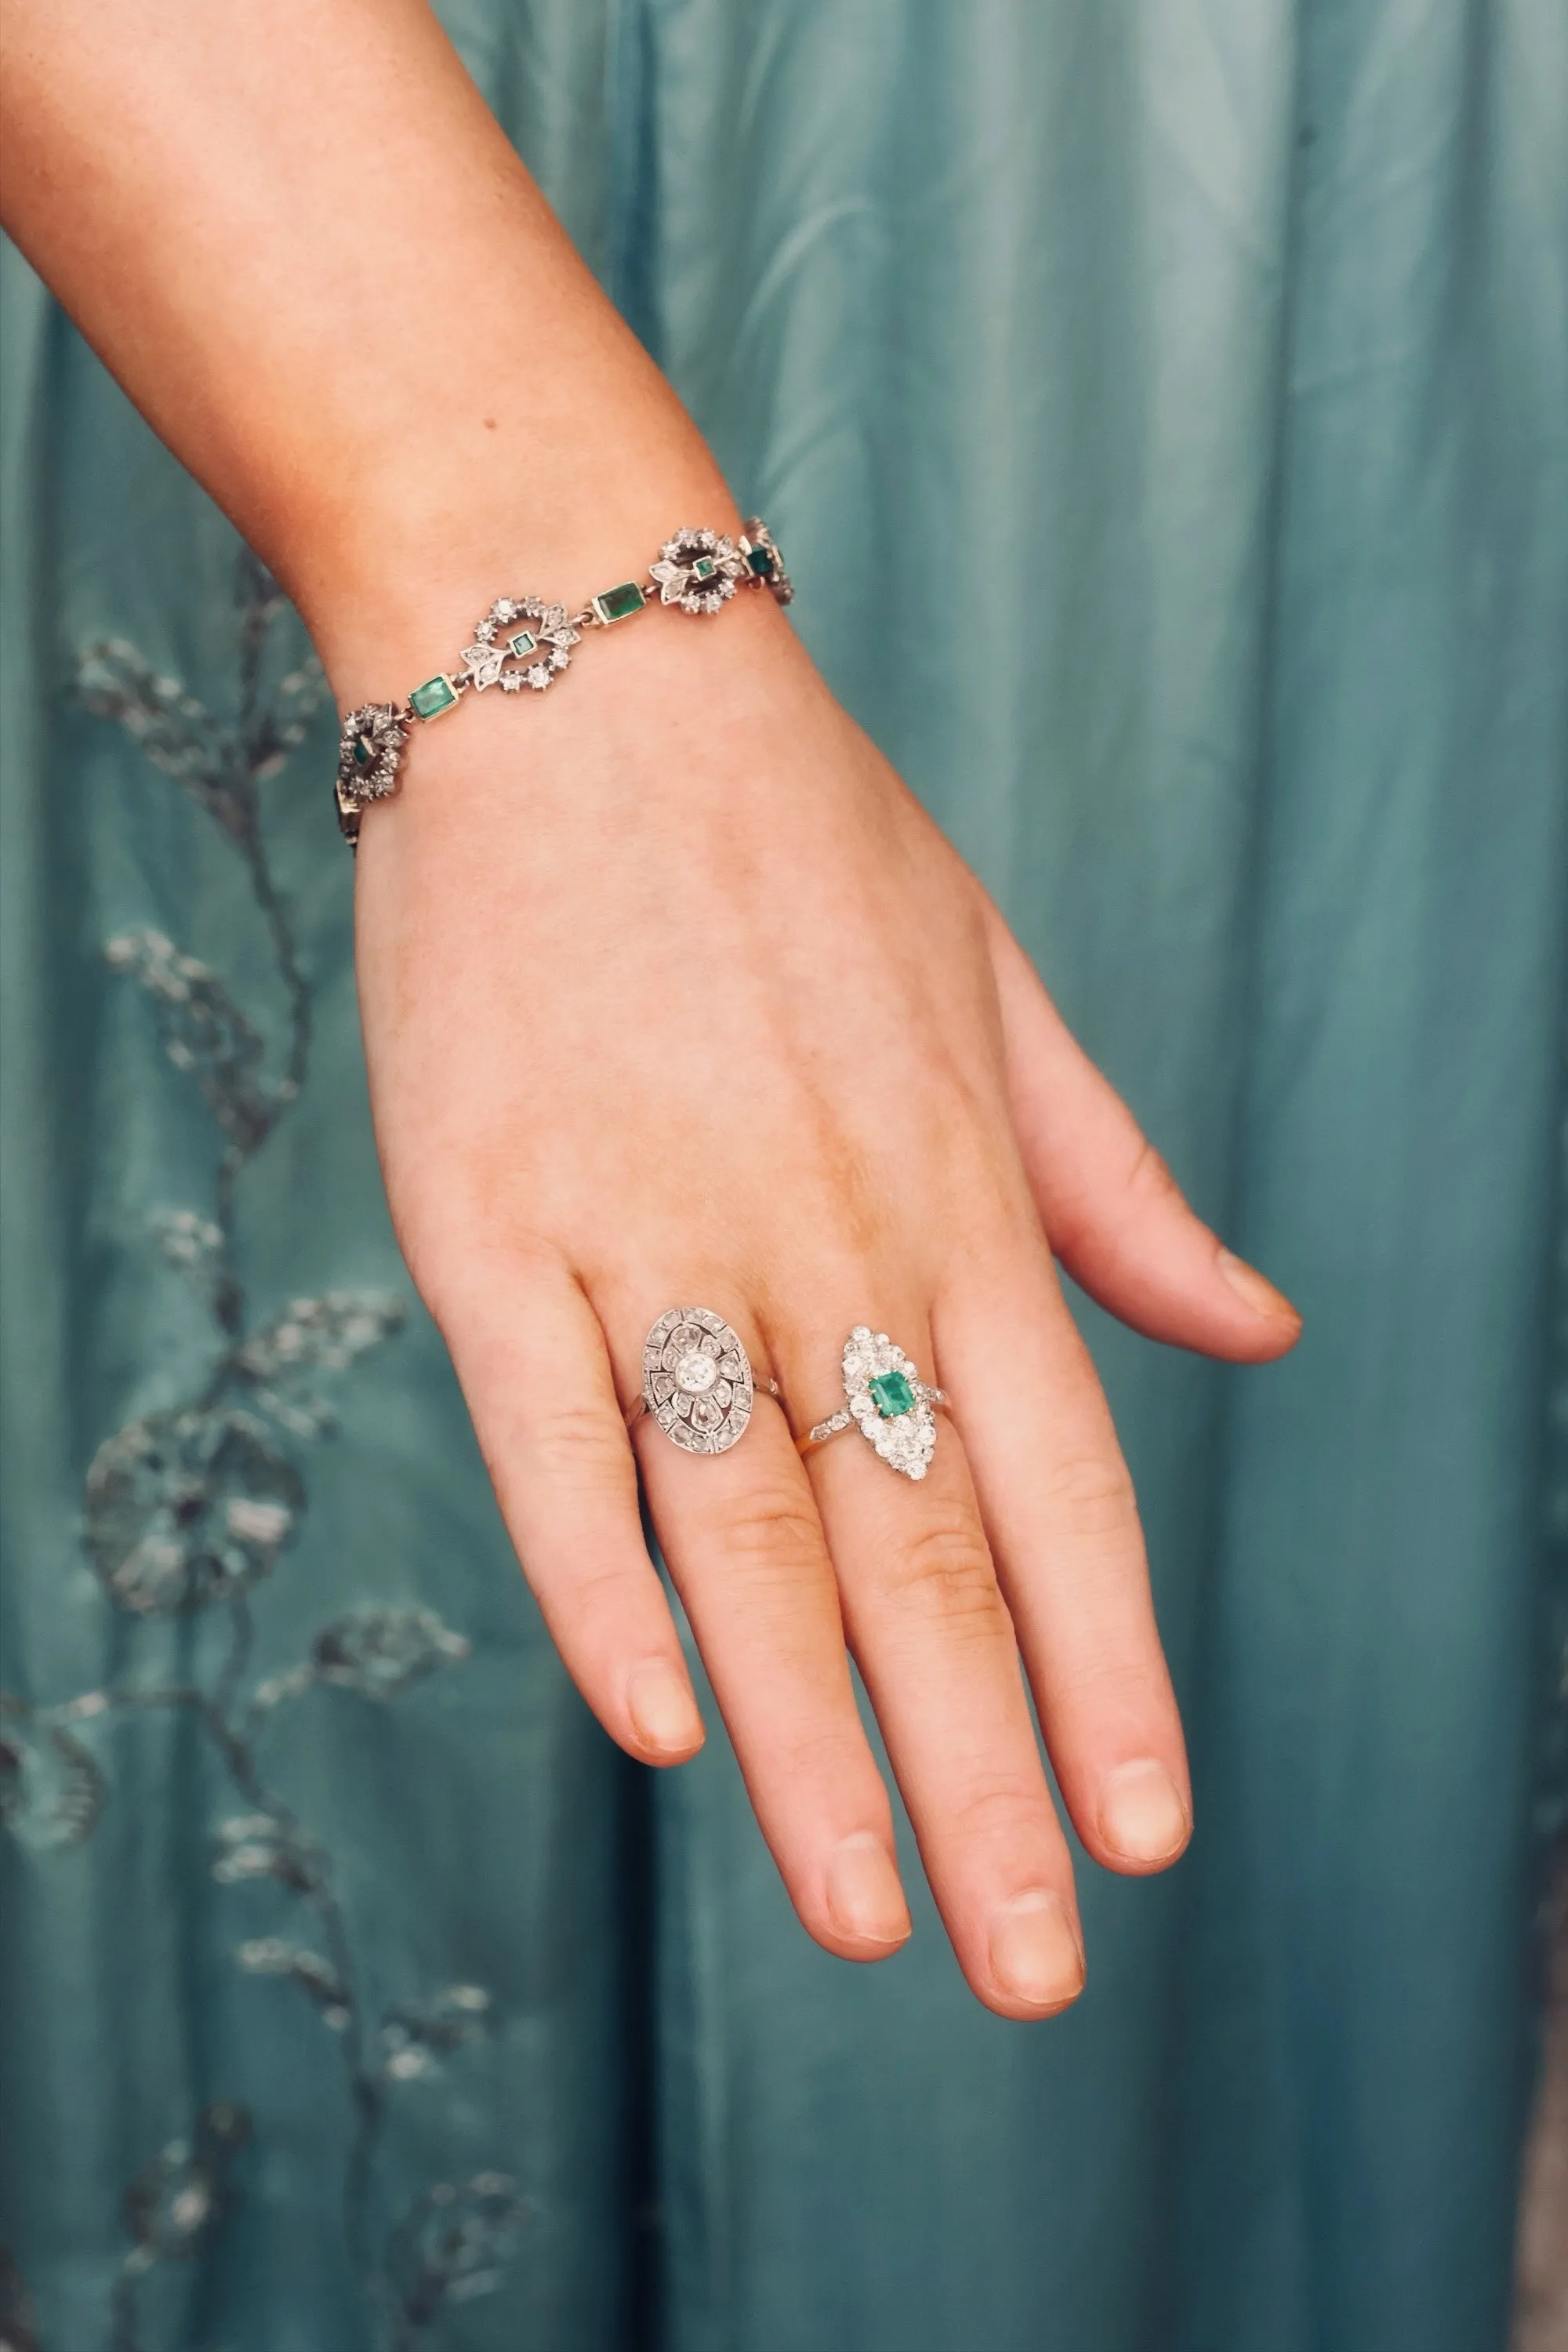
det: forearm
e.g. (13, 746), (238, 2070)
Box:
(0, 0), (732, 690)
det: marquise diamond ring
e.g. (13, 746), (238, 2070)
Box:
(798, 1327), (948, 1481)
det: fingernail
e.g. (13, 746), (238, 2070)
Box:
(1098, 1759), (1191, 1864)
(626, 1661), (704, 1758)
(1218, 1249), (1301, 1325)
(988, 1890), (1084, 2010)
(825, 1833), (913, 1946)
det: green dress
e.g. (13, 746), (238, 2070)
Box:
(2, 3), (1564, 2347)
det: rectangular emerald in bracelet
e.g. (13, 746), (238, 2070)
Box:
(507, 630), (537, 659)
(590, 580), (647, 625)
(409, 673), (461, 720)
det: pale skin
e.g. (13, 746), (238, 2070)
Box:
(2, 2), (1300, 2019)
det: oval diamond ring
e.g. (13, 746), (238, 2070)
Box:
(627, 1308), (778, 1455)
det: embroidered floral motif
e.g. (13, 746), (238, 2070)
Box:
(111, 2105), (252, 2350)
(310, 1607), (473, 1698)
(84, 1408), (304, 1616)
(0, 1693), (107, 1852)
(386, 2174), (528, 2343)
(122, 2104), (252, 2261)
(2, 548), (522, 2348)
(379, 1985), (492, 2082)
(104, 930), (281, 1149)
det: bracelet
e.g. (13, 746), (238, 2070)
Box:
(333, 519), (791, 844)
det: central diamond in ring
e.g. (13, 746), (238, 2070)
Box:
(675, 1351), (719, 1396)
(868, 1370), (916, 1418)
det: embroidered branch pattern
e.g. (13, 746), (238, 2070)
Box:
(0, 549), (523, 2348)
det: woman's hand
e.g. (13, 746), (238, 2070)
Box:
(2, 0), (1298, 2016)
(354, 590), (1300, 2019)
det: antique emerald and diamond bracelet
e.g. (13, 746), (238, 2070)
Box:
(332, 520), (791, 844)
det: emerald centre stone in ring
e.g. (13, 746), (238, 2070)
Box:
(868, 1370), (916, 1418)
(839, 1327), (939, 1479)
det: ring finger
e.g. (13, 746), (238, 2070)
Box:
(791, 1304), (1086, 2020)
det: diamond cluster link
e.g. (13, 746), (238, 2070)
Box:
(641, 1307), (756, 1454)
(333, 523), (791, 844)
(648, 527), (749, 615)
(461, 597), (579, 696)
(334, 702), (412, 840)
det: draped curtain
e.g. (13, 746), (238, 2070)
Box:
(2, 3), (1564, 2349)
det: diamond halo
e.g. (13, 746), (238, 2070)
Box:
(821, 1327), (942, 1480)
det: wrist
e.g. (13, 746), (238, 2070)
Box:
(335, 508), (800, 848)
(310, 466), (745, 704)
(350, 578), (821, 884)
(276, 327), (742, 704)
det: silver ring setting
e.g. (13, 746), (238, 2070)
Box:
(639, 1308), (759, 1454)
(802, 1327), (947, 1480)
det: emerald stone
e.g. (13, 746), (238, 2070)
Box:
(747, 544), (775, 578)
(868, 1370), (916, 1419)
(507, 630), (537, 659)
(691, 556), (717, 581)
(592, 580), (646, 625)
(352, 732), (375, 767)
(409, 673), (459, 720)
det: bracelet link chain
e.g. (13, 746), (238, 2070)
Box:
(334, 519), (790, 845)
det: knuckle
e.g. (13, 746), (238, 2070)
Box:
(1038, 1451), (1142, 1543)
(389, 1220), (456, 1328)
(1123, 1138), (1182, 1214)
(951, 1777), (1055, 1846)
(524, 1399), (634, 1493)
(875, 1510), (1004, 1621)
(776, 1722), (877, 1791)
(1052, 1650), (1171, 1711)
(561, 1555), (652, 1617)
(706, 1486), (827, 1584)
(408, 1221), (568, 1336)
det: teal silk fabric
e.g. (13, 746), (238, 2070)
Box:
(2, 2), (1565, 2348)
